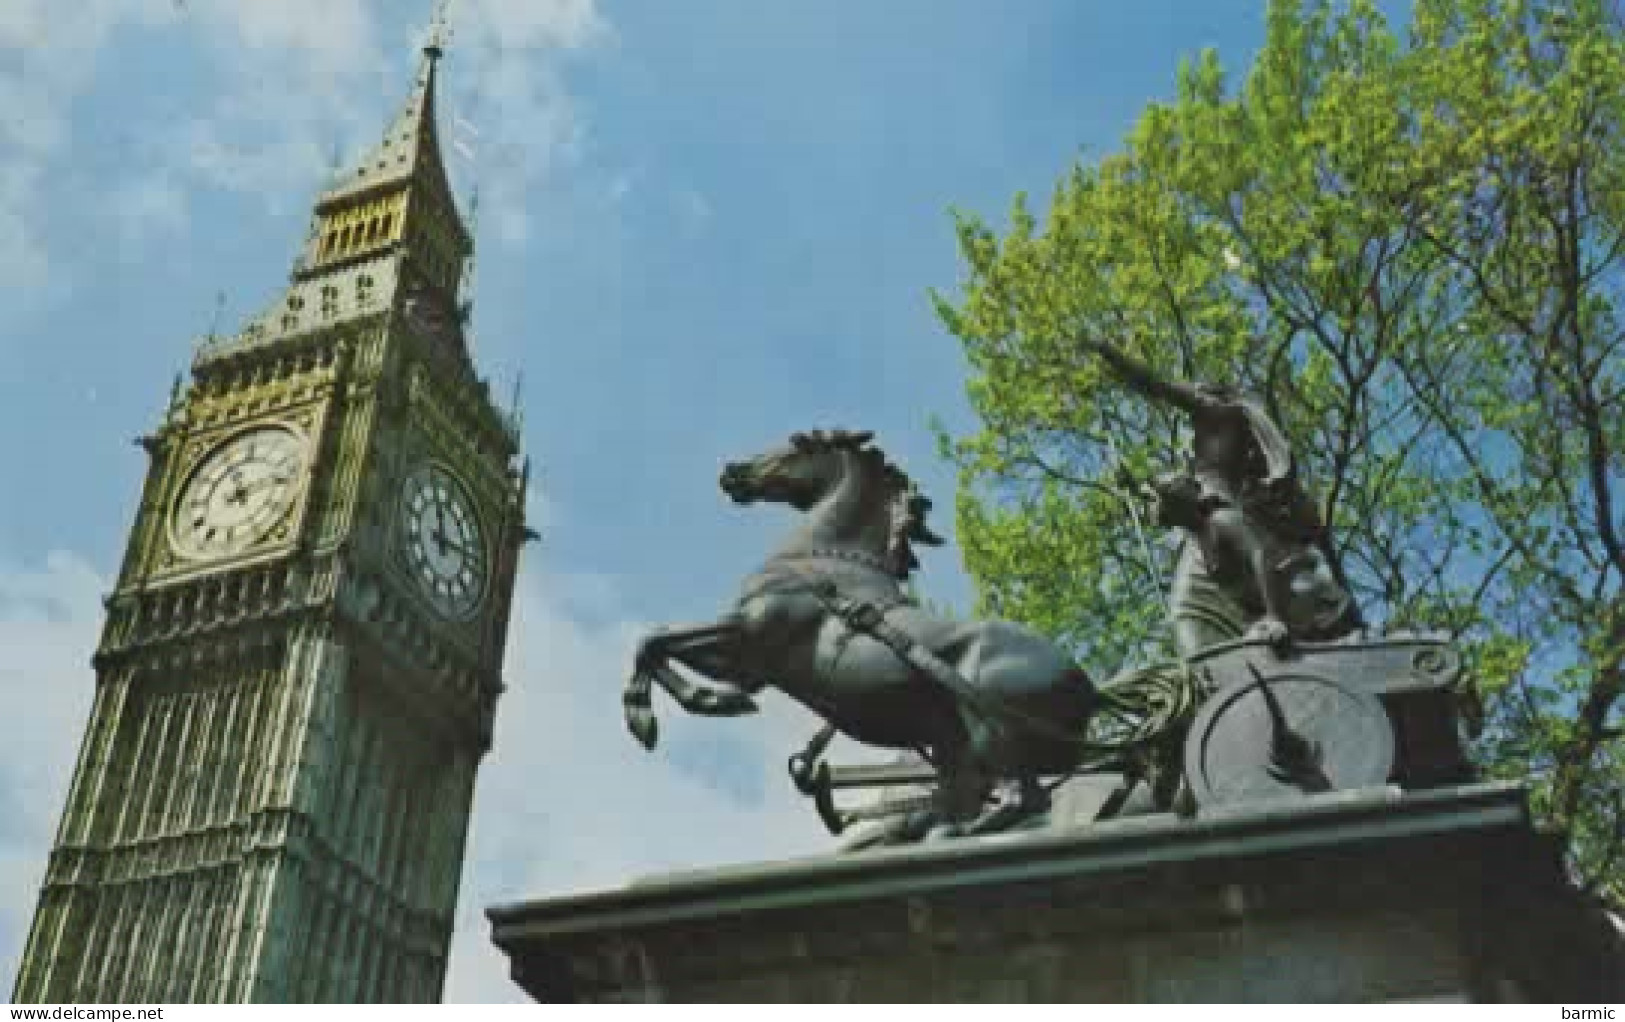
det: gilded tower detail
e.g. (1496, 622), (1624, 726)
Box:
(13, 40), (529, 1003)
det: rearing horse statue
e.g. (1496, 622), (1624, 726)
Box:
(623, 428), (1102, 838)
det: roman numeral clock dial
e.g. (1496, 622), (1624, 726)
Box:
(401, 464), (488, 620)
(172, 426), (307, 560)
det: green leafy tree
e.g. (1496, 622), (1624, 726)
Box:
(934, 0), (1625, 904)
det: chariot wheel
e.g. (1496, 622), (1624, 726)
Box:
(1183, 670), (1395, 808)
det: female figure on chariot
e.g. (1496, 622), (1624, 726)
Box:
(1080, 337), (1362, 657)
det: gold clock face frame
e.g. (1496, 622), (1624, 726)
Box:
(171, 426), (308, 562)
(400, 463), (488, 621)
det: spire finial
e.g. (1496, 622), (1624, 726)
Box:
(425, 0), (455, 61)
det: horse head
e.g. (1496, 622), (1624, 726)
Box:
(719, 428), (944, 578)
(718, 428), (868, 509)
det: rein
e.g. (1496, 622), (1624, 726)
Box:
(749, 549), (1149, 760)
(763, 554), (1123, 757)
(754, 549), (1202, 760)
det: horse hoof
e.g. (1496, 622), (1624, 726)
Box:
(958, 780), (1052, 837)
(626, 708), (659, 750)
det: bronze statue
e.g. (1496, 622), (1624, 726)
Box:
(1082, 338), (1361, 658)
(622, 429), (1109, 840)
(617, 420), (1467, 844)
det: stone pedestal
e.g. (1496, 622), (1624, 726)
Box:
(488, 782), (1623, 1002)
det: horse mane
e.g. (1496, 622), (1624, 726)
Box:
(790, 428), (945, 578)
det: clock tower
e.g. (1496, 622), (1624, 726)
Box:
(12, 36), (529, 1003)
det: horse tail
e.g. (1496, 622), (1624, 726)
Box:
(1096, 661), (1206, 745)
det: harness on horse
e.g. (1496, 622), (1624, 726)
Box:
(749, 549), (1203, 834)
(821, 583), (1120, 751)
(742, 549), (985, 715)
(747, 550), (1047, 740)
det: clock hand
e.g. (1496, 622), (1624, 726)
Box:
(226, 475), (286, 506)
(431, 503), (454, 555)
(431, 530), (471, 557)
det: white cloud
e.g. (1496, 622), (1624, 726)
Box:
(165, 0), (614, 243)
(0, 0), (179, 297)
(438, 0), (612, 247)
(0, 0), (612, 307)
(169, 1), (391, 207)
(458, 0), (609, 53)
(185, 0), (381, 75)
(0, 549), (832, 1004)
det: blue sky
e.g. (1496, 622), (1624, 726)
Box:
(0, 0), (1276, 1002)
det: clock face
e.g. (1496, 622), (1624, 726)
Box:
(173, 427), (307, 560)
(401, 464), (487, 619)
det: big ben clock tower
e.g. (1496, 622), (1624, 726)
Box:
(12, 32), (530, 1004)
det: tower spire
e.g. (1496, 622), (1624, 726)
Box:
(313, 34), (454, 216)
(294, 0), (472, 305)
(425, 0), (455, 61)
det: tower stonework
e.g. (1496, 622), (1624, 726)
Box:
(13, 43), (528, 1003)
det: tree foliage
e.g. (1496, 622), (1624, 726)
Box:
(934, 0), (1625, 903)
